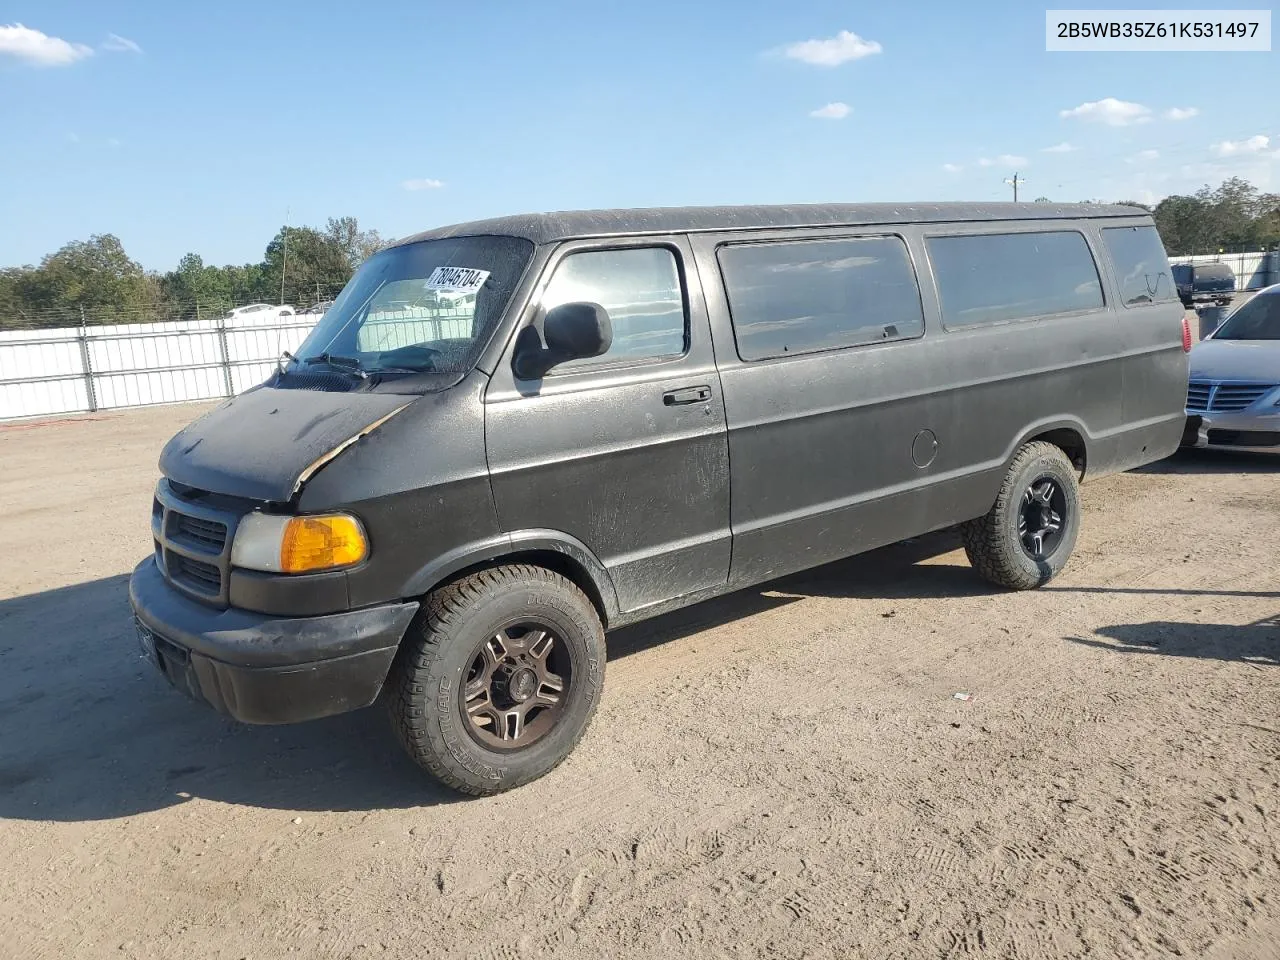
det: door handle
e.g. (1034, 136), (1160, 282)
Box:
(663, 385), (712, 406)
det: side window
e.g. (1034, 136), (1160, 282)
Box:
(926, 231), (1105, 328)
(1101, 225), (1178, 306)
(717, 236), (925, 362)
(540, 247), (686, 372)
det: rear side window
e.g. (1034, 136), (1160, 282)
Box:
(718, 236), (925, 361)
(540, 247), (687, 371)
(1101, 225), (1178, 306)
(927, 231), (1104, 328)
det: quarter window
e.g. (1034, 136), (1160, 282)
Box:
(718, 236), (925, 361)
(1101, 225), (1178, 306)
(539, 247), (686, 371)
(927, 231), (1104, 328)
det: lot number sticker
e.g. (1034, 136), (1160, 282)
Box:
(425, 267), (490, 294)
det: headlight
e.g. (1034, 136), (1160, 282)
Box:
(231, 512), (368, 574)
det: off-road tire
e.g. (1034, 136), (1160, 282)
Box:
(388, 564), (605, 796)
(960, 441), (1081, 590)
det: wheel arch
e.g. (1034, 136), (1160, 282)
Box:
(1006, 418), (1091, 480)
(397, 530), (620, 627)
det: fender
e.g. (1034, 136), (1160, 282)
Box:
(397, 528), (621, 624)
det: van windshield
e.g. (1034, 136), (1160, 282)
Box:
(291, 235), (534, 379)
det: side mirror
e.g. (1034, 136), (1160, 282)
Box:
(512, 301), (613, 380)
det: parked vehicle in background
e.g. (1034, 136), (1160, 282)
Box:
(1172, 262), (1235, 308)
(300, 300), (333, 317)
(225, 303), (297, 322)
(1182, 284), (1280, 452)
(129, 202), (1189, 796)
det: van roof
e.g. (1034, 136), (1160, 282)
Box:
(390, 201), (1150, 247)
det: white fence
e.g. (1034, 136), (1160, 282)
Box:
(0, 304), (480, 421)
(0, 313), (319, 421)
(1167, 250), (1279, 292)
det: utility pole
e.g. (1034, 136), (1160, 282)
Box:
(279, 206), (290, 305)
(1003, 172), (1027, 202)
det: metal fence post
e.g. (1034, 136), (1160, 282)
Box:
(78, 307), (97, 413)
(215, 312), (234, 397)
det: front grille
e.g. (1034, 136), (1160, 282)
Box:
(167, 553), (222, 595)
(1186, 380), (1276, 413)
(152, 481), (241, 607)
(170, 514), (228, 552)
(1186, 381), (1211, 413)
(1211, 384), (1274, 411)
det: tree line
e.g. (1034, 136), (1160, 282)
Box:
(1144, 177), (1280, 257)
(3, 178), (1279, 330)
(0, 216), (382, 329)
(1038, 176), (1279, 256)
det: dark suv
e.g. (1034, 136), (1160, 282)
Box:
(130, 202), (1189, 795)
(1173, 262), (1236, 307)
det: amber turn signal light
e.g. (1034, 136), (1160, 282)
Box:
(279, 514), (368, 573)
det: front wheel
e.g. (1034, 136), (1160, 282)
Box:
(387, 564), (605, 796)
(960, 441), (1081, 590)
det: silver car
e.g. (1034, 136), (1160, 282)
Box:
(1182, 283), (1280, 452)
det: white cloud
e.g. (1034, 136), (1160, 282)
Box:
(809, 101), (850, 120)
(1041, 141), (1076, 153)
(0, 23), (93, 66)
(1126, 149), (1160, 164)
(1211, 135), (1270, 157)
(1059, 98), (1152, 127)
(978, 154), (1027, 168)
(102, 33), (142, 54)
(402, 178), (444, 191)
(107, 137), (121, 148)
(782, 29), (882, 66)
(942, 163), (963, 173)
(1164, 106), (1198, 121)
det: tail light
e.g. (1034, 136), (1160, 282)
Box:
(1181, 316), (1192, 352)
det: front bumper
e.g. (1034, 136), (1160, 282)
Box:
(1180, 412), (1280, 453)
(128, 558), (419, 724)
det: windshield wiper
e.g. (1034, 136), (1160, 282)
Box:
(371, 365), (433, 374)
(304, 352), (369, 379)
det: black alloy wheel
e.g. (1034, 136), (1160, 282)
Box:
(461, 623), (572, 749)
(1017, 477), (1068, 560)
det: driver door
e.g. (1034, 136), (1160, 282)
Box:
(483, 235), (731, 615)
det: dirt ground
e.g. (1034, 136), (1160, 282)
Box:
(1, 402), (1279, 960)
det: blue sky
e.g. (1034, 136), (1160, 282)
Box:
(1, 1), (1276, 271)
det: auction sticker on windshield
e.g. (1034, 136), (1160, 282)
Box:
(425, 267), (490, 294)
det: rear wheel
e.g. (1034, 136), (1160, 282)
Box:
(960, 441), (1081, 590)
(388, 564), (605, 796)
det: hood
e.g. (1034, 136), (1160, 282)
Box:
(1189, 338), (1280, 383)
(159, 386), (414, 503)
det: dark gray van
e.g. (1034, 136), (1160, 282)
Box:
(129, 203), (1189, 794)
